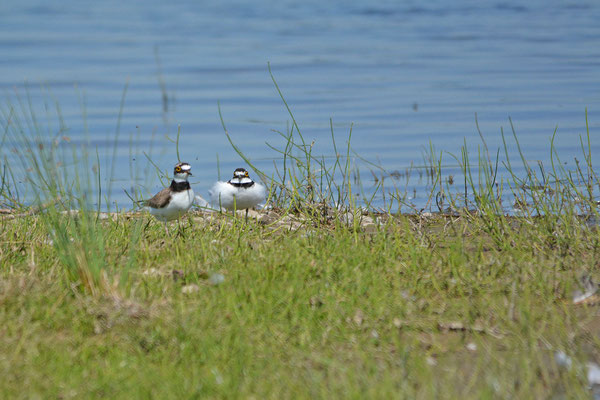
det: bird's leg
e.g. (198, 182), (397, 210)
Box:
(177, 218), (185, 237)
(245, 208), (249, 222)
(142, 219), (152, 234)
(232, 196), (237, 219)
(164, 221), (169, 236)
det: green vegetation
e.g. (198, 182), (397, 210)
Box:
(1, 83), (599, 398)
(1, 209), (599, 398)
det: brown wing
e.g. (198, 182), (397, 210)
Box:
(144, 187), (172, 209)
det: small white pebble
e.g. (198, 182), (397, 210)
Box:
(554, 351), (572, 369)
(212, 368), (224, 385)
(181, 284), (199, 294)
(353, 310), (364, 326)
(466, 342), (477, 351)
(142, 268), (161, 276)
(587, 362), (600, 385)
(208, 273), (225, 285)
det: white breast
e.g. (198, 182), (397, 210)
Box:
(209, 181), (266, 211)
(150, 188), (195, 221)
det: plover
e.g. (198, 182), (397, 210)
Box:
(143, 162), (194, 233)
(209, 167), (266, 219)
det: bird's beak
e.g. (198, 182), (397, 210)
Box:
(187, 172), (193, 176)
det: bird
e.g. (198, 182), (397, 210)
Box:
(143, 162), (195, 234)
(209, 167), (266, 219)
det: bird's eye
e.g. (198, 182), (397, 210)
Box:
(175, 166), (182, 172)
(245, 171), (249, 177)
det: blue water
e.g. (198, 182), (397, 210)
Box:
(1, 0), (599, 211)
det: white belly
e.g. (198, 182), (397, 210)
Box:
(150, 189), (195, 221)
(209, 182), (266, 211)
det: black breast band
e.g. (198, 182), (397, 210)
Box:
(228, 180), (255, 188)
(170, 180), (191, 192)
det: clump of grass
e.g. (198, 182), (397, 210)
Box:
(0, 88), (142, 296)
(219, 65), (598, 246)
(220, 64), (371, 228)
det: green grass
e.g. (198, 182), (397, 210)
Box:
(1, 78), (599, 398)
(0, 210), (598, 398)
